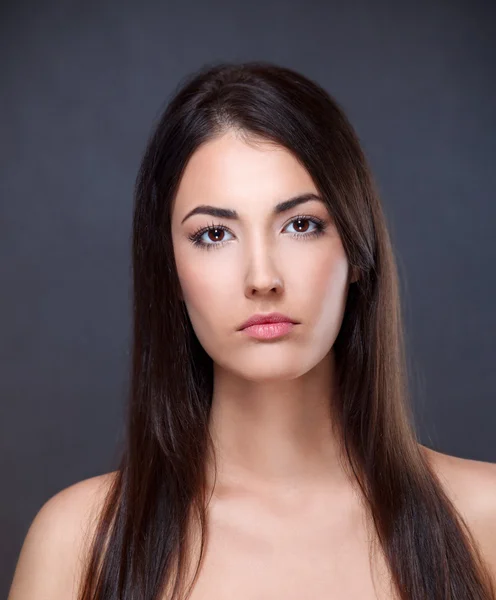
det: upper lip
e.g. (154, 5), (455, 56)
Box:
(238, 312), (299, 330)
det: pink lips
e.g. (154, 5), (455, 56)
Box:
(238, 312), (298, 340)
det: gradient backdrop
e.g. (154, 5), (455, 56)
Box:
(1, 0), (495, 595)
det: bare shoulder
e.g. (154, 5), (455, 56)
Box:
(8, 471), (118, 600)
(420, 445), (496, 510)
(420, 445), (496, 575)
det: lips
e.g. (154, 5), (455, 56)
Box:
(238, 312), (298, 330)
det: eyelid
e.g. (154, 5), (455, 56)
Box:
(194, 213), (323, 235)
(188, 213), (328, 246)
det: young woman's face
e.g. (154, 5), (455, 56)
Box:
(171, 130), (353, 381)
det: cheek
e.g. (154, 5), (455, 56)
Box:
(179, 267), (213, 313)
(301, 250), (350, 331)
(174, 239), (208, 303)
(175, 251), (237, 331)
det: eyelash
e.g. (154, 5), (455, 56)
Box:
(188, 214), (327, 251)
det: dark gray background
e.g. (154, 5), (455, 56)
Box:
(2, 0), (495, 595)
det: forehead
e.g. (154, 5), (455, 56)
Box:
(172, 131), (318, 214)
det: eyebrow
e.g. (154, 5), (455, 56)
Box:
(180, 192), (324, 225)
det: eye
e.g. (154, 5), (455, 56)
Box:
(285, 216), (323, 237)
(188, 214), (327, 251)
(190, 223), (234, 249)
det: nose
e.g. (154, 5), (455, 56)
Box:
(243, 242), (284, 298)
(245, 277), (284, 298)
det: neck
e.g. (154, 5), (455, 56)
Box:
(205, 349), (352, 500)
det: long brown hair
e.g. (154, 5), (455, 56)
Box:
(77, 61), (495, 599)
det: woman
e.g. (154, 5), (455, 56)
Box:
(8, 61), (496, 599)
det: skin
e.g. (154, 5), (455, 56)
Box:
(169, 130), (495, 597)
(168, 129), (402, 597)
(171, 128), (359, 505)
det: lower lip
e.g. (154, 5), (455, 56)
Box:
(241, 322), (295, 339)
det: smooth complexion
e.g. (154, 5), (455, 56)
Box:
(171, 129), (359, 509)
(168, 131), (395, 599)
